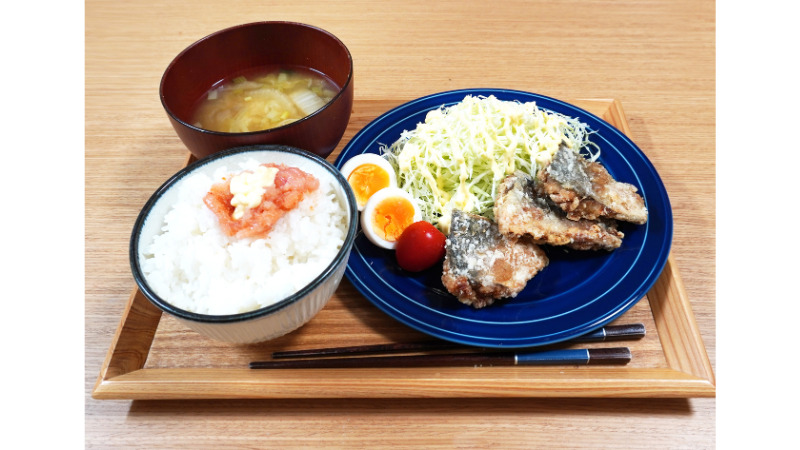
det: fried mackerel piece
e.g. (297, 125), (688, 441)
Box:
(441, 209), (549, 308)
(537, 143), (648, 225)
(495, 172), (624, 251)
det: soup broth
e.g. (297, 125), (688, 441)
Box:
(191, 66), (339, 133)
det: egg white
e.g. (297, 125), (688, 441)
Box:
(339, 153), (398, 211)
(361, 187), (422, 250)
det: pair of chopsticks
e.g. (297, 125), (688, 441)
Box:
(249, 323), (645, 369)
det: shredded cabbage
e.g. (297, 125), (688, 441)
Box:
(380, 95), (598, 232)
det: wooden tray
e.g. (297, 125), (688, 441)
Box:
(92, 98), (715, 399)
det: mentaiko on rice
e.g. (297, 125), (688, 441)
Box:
(139, 158), (348, 315)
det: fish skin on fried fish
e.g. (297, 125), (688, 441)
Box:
(441, 210), (549, 309)
(537, 143), (648, 225)
(494, 171), (624, 251)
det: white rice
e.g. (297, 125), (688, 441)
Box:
(139, 158), (347, 315)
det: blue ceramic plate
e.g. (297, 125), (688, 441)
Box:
(334, 89), (672, 348)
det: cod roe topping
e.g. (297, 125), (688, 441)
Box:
(204, 163), (319, 239)
(229, 165), (280, 220)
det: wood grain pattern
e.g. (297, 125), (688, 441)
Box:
(86, 0), (716, 447)
(650, 256), (716, 384)
(95, 290), (161, 380)
(91, 99), (712, 400)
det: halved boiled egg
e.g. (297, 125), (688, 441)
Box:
(339, 153), (397, 211)
(361, 187), (422, 250)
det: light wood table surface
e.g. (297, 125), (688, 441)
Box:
(86, 0), (715, 447)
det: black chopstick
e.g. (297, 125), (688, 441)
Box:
(576, 323), (646, 342)
(250, 347), (631, 369)
(270, 323), (646, 359)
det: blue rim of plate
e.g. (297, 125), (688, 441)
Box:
(334, 88), (672, 348)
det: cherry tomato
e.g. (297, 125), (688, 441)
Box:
(395, 221), (447, 272)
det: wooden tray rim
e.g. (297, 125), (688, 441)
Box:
(92, 99), (716, 399)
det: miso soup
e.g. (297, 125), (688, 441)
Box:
(191, 66), (339, 133)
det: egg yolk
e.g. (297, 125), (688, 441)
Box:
(347, 164), (391, 206)
(370, 197), (416, 242)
